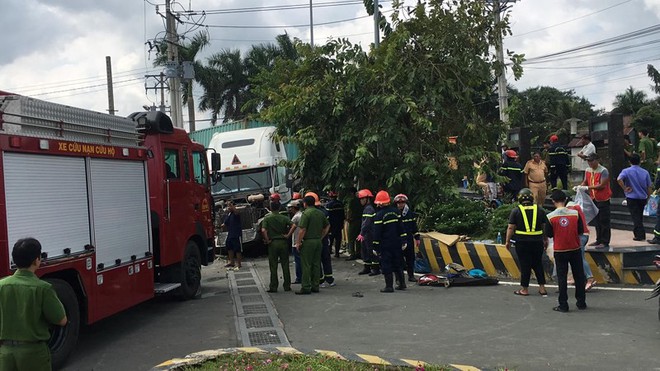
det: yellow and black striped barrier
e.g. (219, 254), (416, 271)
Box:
(152, 346), (481, 371)
(419, 232), (660, 285)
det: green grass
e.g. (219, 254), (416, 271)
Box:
(183, 352), (451, 371)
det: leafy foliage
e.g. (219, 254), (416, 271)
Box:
(508, 86), (595, 145)
(418, 197), (490, 236)
(487, 202), (516, 240)
(252, 0), (522, 208)
(612, 86), (649, 116)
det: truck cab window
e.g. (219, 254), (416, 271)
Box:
(164, 149), (180, 179)
(277, 165), (287, 188)
(192, 151), (208, 185)
(182, 149), (190, 181)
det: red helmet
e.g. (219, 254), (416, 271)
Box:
(270, 193), (281, 202)
(304, 191), (321, 206)
(549, 134), (559, 143)
(374, 190), (391, 206)
(418, 274), (441, 286)
(327, 191), (338, 198)
(505, 149), (518, 159)
(292, 192), (302, 200)
(393, 194), (408, 203)
(357, 189), (373, 199)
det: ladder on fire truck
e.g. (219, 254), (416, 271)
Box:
(0, 93), (142, 146)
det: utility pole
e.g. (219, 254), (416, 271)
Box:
(492, 0), (514, 124)
(165, 0), (183, 128)
(373, 0), (380, 47)
(144, 73), (168, 113)
(309, 0), (314, 47)
(105, 56), (116, 115)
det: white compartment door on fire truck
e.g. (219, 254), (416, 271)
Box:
(88, 158), (151, 269)
(3, 153), (91, 263)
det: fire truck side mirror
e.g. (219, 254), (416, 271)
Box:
(285, 168), (293, 189)
(211, 153), (221, 172)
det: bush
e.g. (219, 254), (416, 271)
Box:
(419, 197), (490, 236)
(487, 202), (516, 240)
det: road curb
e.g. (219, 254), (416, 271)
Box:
(151, 346), (482, 370)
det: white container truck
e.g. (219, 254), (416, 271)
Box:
(208, 126), (292, 247)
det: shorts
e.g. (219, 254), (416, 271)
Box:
(226, 237), (242, 253)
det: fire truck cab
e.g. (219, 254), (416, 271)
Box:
(0, 92), (218, 368)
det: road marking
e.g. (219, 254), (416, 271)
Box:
(498, 280), (655, 292)
(356, 353), (391, 365)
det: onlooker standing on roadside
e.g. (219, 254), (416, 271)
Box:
(222, 200), (242, 270)
(262, 203), (293, 293)
(344, 187), (362, 261)
(0, 238), (68, 371)
(546, 190), (587, 312)
(648, 165), (660, 244)
(294, 196), (330, 295)
(576, 134), (596, 169)
(617, 154), (652, 241)
(505, 188), (549, 297)
(326, 191), (345, 258)
(548, 134), (570, 190)
(623, 135), (634, 164)
(523, 151), (548, 205)
(286, 201), (303, 284)
(580, 153), (612, 248)
(638, 130), (656, 177)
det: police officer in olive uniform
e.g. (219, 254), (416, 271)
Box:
(0, 238), (68, 371)
(294, 196), (330, 295)
(373, 191), (407, 293)
(504, 189), (549, 297)
(261, 203), (293, 293)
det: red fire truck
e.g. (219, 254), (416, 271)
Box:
(0, 92), (218, 368)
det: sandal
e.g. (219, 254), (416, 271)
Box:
(513, 290), (529, 296)
(539, 290), (548, 297)
(585, 279), (597, 291)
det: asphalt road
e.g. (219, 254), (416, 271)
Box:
(60, 263), (238, 371)
(58, 255), (660, 371)
(252, 257), (660, 371)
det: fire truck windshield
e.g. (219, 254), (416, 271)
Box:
(212, 167), (272, 196)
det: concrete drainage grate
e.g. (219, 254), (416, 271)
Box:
(244, 316), (274, 329)
(234, 273), (252, 279)
(238, 286), (260, 294)
(240, 295), (264, 303)
(243, 304), (268, 315)
(248, 330), (281, 346)
(236, 279), (256, 287)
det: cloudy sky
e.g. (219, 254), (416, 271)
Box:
(1, 0), (659, 131)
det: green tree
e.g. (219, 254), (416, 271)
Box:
(613, 86), (649, 115)
(633, 104), (660, 136)
(252, 0), (522, 209)
(508, 86), (595, 145)
(196, 33), (299, 125)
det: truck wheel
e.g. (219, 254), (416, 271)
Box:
(180, 241), (202, 299)
(46, 279), (80, 370)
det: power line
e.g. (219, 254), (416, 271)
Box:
(508, 0), (634, 38)
(182, 13), (378, 29)
(522, 38), (660, 65)
(25, 77), (144, 97)
(186, 1), (363, 15)
(6, 67), (154, 92)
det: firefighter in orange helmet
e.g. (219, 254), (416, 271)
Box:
(373, 190), (407, 292)
(357, 189), (379, 275)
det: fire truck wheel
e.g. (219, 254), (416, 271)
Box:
(180, 241), (202, 299)
(47, 279), (80, 370)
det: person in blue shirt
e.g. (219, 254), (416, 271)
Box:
(221, 201), (243, 269)
(617, 154), (652, 242)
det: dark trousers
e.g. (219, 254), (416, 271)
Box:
(592, 200), (611, 245)
(402, 237), (415, 278)
(550, 166), (568, 190)
(361, 238), (375, 265)
(380, 247), (404, 275)
(320, 241), (334, 284)
(554, 249), (586, 310)
(626, 198), (647, 239)
(328, 228), (343, 256)
(514, 240), (546, 287)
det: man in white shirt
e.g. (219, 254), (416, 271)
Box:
(577, 134), (596, 171)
